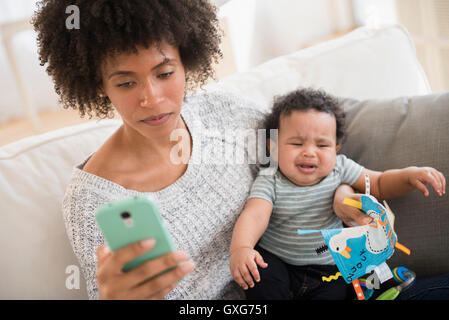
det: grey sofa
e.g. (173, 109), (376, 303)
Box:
(340, 92), (449, 278)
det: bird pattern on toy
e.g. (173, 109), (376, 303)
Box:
(298, 195), (398, 284)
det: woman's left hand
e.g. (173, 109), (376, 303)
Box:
(333, 184), (372, 226)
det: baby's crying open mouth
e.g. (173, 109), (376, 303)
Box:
(297, 164), (317, 173)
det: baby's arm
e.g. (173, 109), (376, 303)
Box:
(229, 198), (272, 290)
(352, 167), (446, 200)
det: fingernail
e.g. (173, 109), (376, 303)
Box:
(140, 238), (155, 249)
(173, 251), (188, 262)
(102, 245), (110, 255)
(180, 260), (194, 273)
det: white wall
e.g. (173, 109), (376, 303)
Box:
(219, 0), (354, 72)
(0, 0), (357, 124)
(352, 0), (398, 27)
(0, 0), (59, 124)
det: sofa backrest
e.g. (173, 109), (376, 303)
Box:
(339, 92), (449, 278)
(205, 24), (431, 109)
(0, 25), (431, 299)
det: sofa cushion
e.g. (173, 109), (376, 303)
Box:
(206, 24), (431, 109)
(339, 91), (449, 277)
(0, 120), (121, 299)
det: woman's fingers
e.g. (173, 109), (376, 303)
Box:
(96, 244), (111, 266)
(333, 185), (372, 226)
(116, 239), (156, 272)
(340, 203), (372, 226)
(99, 238), (156, 280)
(134, 260), (194, 299)
(97, 238), (195, 299)
(336, 204), (372, 226)
(146, 281), (180, 300)
(123, 250), (191, 288)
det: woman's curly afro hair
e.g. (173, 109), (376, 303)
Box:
(32, 0), (223, 118)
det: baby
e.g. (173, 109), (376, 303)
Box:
(229, 88), (446, 300)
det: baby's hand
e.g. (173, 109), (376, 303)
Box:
(407, 166), (446, 197)
(229, 247), (268, 290)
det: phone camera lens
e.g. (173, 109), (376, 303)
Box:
(121, 211), (131, 219)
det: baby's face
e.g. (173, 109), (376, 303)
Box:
(275, 110), (340, 186)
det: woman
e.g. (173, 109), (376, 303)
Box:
(32, 0), (430, 300)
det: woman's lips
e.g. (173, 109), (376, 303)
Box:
(296, 164), (317, 174)
(141, 113), (172, 126)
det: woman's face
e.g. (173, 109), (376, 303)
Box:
(101, 42), (186, 140)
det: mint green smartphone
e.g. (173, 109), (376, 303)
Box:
(95, 195), (176, 272)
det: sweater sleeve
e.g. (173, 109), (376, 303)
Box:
(62, 172), (109, 300)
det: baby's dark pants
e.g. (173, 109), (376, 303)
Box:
(245, 245), (350, 300)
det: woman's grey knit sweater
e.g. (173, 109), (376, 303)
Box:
(62, 91), (266, 299)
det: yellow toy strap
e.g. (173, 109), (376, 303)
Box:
(341, 173), (369, 210)
(343, 198), (362, 210)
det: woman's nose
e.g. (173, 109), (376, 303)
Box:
(140, 80), (163, 107)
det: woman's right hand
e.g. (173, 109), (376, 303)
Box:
(96, 239), (194, 299)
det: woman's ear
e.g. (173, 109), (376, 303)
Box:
(336, 144), (342, 152)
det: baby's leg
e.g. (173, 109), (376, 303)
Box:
(289, 265), (348, 300)
(245, 245), (292, 300)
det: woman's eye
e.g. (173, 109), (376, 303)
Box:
(158, 71), (174, 79)
(117, 82), (135, 88)
(318, 145), (330, 148)
(291, 143), (302, 146)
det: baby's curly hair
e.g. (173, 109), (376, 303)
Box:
(32, 0), (223, 118)
(264, 88), (346, 144)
